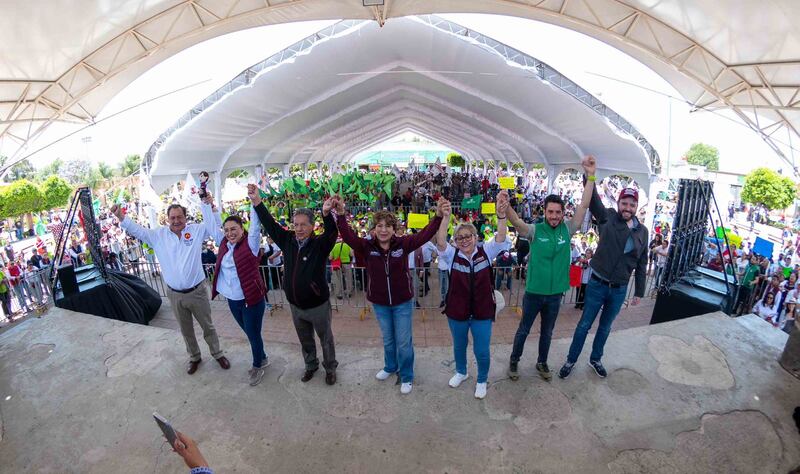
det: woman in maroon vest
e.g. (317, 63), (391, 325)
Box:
(435, 194), (509, 399)
(333, 196), (445, 395)
(209, 208), (269, 387)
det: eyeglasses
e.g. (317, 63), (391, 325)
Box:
(454, 234), (475, 242)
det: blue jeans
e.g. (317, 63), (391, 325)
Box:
(448, 317), (493, 383)
(227, 298), (267, 368)
(439, 270), (449, 304)
(510, 292), (561, 364)
(495, 268), (512, 290)
(12, 284), (29, 312)
(566, 278), (628, 363)
(373, 300), (415, 383)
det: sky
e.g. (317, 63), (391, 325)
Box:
(17, 13), (796, 178)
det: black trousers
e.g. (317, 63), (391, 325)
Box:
(289, 300), (337, 372)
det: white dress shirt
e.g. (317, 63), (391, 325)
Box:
(210, 207), (261, 301)
(120, 203), (219, 291)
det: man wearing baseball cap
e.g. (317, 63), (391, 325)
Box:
(558, 179), (649, 380)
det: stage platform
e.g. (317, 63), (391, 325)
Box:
(0, 308), (798, 473)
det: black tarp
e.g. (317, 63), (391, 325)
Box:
(54, 269), (161, 325)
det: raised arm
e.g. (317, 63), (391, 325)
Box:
(435, 198), (451, 252)
(200, 194), (224, 244)
(404, 199), (444, 252)
(332, 197), (367, 253)
(246, 205), (262, 256)
(320, 199), (339, 249)
(586, 166), (608, 225)
(248, 184), (291, 249)
(568, 156), (597, 235)
(112, 204), (156, 246)
(499, 190), (528, 237)
(494, 191), (509, 244)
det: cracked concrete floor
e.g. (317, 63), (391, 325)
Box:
(0, 309), (798, 473)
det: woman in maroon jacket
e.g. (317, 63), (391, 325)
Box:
(208, 204), (268, 387)
(333, 196), (444, 395)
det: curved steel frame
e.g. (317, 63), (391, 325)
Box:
(142, 15), (658, 175)
(1, 0), (797, 178)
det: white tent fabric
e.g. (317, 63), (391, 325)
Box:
(145, 16), (654, 192)
(1, 0), (798, 174)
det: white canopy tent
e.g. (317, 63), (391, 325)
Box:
(144, 16), (656, 192)
(1, 0), (798, 177)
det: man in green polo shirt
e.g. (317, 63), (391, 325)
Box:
(499, 156), (597, 381)
(736, 255), (761, 315)
(330, 238), (353, 299)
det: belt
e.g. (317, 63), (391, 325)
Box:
(591, 274), (622, 288)
(168, 282), (203, 294)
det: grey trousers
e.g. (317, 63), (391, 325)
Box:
(166, 282), (223, 362)
(289, 300), (338, 372)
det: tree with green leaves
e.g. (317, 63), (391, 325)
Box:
(118, 154), (142, 177)
(40, 176), (73, 210)
(60, 159), (103, 189)
(36, 158), (63, 182)
(0, 179), (45, 218)
(97, 162), (115, 179)
(2, 158), (36, 182)
(684, 142), (720, 171)
(447, 152), (464, 168)
(741, 167), (796, 211)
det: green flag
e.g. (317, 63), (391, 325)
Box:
(461, 195), (482, 210)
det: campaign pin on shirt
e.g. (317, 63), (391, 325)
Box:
(183, 232), (193, 246)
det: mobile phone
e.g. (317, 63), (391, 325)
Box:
(153, 412), (178, 447)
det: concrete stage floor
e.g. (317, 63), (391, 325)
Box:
(0, 309), (798, 473)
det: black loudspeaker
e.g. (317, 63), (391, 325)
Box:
(650, 267), (738, 324)
(56, 264), (79, 297)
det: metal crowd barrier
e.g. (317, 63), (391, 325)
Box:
(0, 266), (53, 320)
(114, 260), (645, 320)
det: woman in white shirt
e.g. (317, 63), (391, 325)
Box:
(208, 209), (269, 386)
(753, 292), (780, 326)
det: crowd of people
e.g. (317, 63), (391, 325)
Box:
(104, 156), (652, 403)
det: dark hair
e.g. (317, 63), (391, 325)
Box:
(223, 215), (244, 228)
(293, 208), (314, 225)
(166, 204), (187, 218)
(543, 194), (565, 210)
(373, 211), (397, 230)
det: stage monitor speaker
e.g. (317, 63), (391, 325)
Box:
(56, 264), (79, 297)
(650, 267), (737, 324)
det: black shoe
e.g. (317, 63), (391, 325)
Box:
(325, 371), (337, 385)
(588, 360), (607, 378)
(415, 301), (421, 308)
(536, 362), (552, 381)
(558, 362), (575, 379)
(507, 361), (519, 381)
(301, 368), (318, 382)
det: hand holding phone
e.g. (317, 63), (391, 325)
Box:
(173, 431), (209, 469)
(153, 412), (178, 447)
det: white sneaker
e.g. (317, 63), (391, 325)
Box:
(474, 382), (487, 399)
(400, 382), (413, 394)
(448, 372), (470, 388)
(376, 369), (393, 381)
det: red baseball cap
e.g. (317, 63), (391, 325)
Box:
(618, 188), (639, 202)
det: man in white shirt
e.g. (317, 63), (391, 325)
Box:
(111, 198), (230, 375)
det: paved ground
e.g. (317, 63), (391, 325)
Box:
(0, 307), (798, 473)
